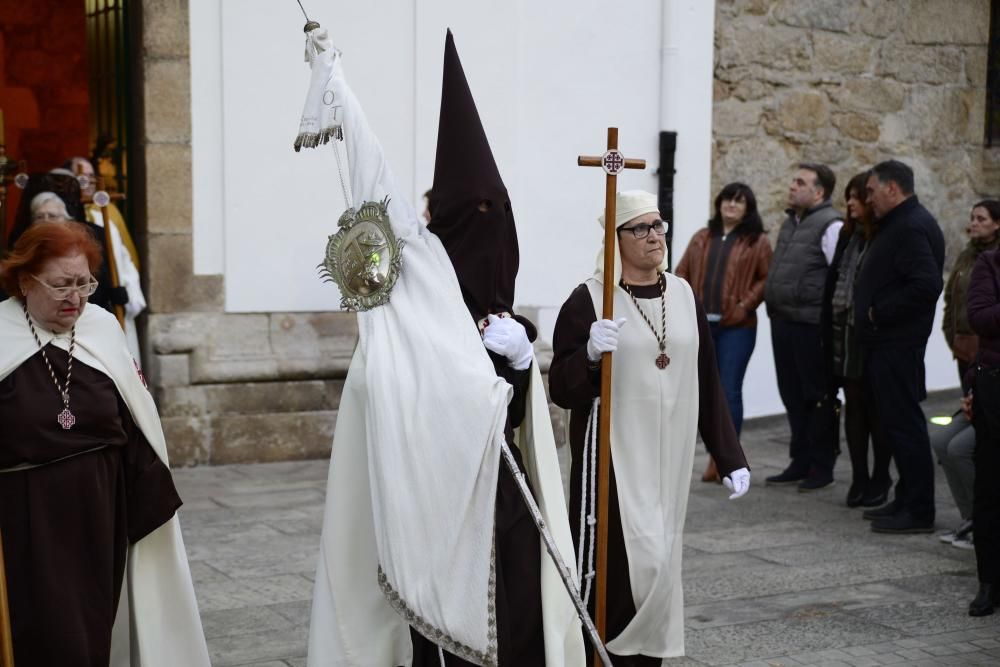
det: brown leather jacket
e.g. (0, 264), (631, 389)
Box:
(676, 227), (773, 328)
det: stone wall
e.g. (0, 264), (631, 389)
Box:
(137, 0), (357, 465)
(712, 0), (999, 265)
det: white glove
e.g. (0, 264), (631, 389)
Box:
(482, 314), (533, 370)
(723, 467), (751, 500)
(586, 318), (626, 362)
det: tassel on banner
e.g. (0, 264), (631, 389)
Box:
(293, 126), (344, 152)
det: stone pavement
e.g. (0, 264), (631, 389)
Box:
(172, 391), (1000, 666)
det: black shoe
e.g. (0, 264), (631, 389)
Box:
(765, 466), (808, 486)
(798, 475), (835, 492)
(846, 482), (866, 507)
(861, 500), (902, 521)
(861, 478), (892, 508)
(969, 583), (998, 617)
(871, 511), (934, 534)
(861, 489), (889, 508)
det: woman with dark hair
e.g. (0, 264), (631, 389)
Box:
(824, 171), (892, 508)
(944, 200), (1000, 388)
(676, 182), (772, 480)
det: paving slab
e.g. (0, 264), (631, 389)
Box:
(173, 390), (1000, 665)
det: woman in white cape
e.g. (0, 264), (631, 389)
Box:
(0, 221), (209, 666)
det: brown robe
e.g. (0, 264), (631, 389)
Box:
(0, 346), (181, 666)
(409, 353), (545, 667)
(549, 277), (748, 666)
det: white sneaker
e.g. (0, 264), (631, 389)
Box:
(939, 519), (973, 544)
(952, 532), (975, 550)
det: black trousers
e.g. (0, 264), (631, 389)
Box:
(864, 344), (935, 522)
(771, 319), (836, 476)
(842, 377), (892, 487)
(973, 365), (1000, 584)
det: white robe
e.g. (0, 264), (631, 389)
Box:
(86, 207), (146, 360)
(585, 272), (699, 659)
(0, 298), (210, 667)
(302, 29), (583, 667)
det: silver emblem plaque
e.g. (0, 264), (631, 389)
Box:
(320, 197), (404, 311)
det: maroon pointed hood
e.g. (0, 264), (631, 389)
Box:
(427, 30), (520, 327)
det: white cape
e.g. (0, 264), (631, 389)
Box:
(86, 206), (146, 360)
(301, 28), (583, 667)
(0, 298), (210, 667)
(586, 272), (699, 659)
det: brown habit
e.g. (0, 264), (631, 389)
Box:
(549, 277), (749, 666)
(0, 347), (181, 666)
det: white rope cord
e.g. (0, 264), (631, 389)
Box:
(438, 645), (446, 666)
(582, 397), (600, 606)
(576, 397), (597, 584)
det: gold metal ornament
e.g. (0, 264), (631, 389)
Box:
(319, 197), (404, 311)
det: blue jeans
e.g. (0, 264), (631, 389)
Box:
(709, 324), (757, 435)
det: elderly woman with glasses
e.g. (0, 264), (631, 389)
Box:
(0, 222), (210, 666)
(4, 173), (140, 342)
(549, 190), (750, 664)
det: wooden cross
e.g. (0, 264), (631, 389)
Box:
(578, 127), (645, 665)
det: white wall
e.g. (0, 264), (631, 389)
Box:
(188, 0), (961, 418)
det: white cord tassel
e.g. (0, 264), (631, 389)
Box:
(577, 397), (596, 584)
(583, 395), (599, 607)
(577, 396), (600, 607)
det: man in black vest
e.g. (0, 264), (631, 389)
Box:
(856, 160), (944, 534)
(764, 163), (844, 490)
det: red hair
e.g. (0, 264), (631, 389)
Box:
(0, 222), (103, 296)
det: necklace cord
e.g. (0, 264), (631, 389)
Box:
(623, 277), (667, 351)
(22, 303), (76, 415)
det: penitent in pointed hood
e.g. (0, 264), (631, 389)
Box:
(427, 30), (522, 329)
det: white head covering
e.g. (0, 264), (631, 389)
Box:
(594, 189), (667, 284)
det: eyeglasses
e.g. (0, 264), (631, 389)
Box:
(618, 220), (669, 239)
(30, 274), (99, 300)
(32, 212), (68, 223)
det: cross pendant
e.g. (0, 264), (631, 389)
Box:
(656, 353), (671, 369)
(57, 407), (76, 430)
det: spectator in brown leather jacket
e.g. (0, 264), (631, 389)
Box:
(677, 182), (772, 481)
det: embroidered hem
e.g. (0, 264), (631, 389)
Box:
(377, 549), (498, 667)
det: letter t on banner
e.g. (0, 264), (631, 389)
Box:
(577, 128), (645, 666)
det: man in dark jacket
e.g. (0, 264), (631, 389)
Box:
(855, 160), (945, 533)
(764, 163), (844, 490)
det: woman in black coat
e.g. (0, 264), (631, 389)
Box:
(966, 247), (1000, 616)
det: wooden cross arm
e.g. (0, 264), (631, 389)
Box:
(83, 192), (126, 204)
(577, 155), (646, 169)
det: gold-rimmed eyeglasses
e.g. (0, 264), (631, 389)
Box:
(30, 274), (99, 300)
